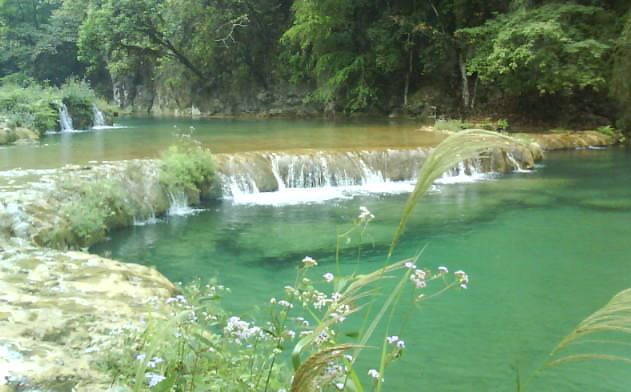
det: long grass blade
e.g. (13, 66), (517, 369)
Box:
(389, 129), (527, 256)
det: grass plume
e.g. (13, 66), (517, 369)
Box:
(390, 129), (528, 255)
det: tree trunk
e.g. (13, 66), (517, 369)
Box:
(470, 76), (479, 110)
(458, 52), (470, 110)
(403, 35), (413, 107)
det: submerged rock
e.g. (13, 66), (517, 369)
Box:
(0, 245), (176, 391)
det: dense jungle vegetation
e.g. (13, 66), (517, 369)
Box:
(1, 0), (630, 127)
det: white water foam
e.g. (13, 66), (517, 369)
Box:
(58, 103), (73, 131)
(93, 104), (106, 127)
(167, 191), (204, 216)
(227, 181), (417, 206)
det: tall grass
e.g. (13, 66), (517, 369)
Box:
(390, 129), (527, 255)
(520, 288), (631, 390)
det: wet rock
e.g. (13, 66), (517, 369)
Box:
(0, 245), (176, 391)
(528, 131), (617, 151)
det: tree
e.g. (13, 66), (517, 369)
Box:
(458, 3), (615, 98)
(0, 0), (85, 84)
(611, 11), (631, 130)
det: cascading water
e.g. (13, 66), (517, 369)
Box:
(58, 103), (73, 132)
(167, 191), (204, 216)
(92, 105), (107, 128)
(506, 152), (532, 173)
(213, 147), (526, 205)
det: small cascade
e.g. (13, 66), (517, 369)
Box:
(167, 191), (199, 216)
(92, 105), (107, 128)
(435, 159), (489, 184)
(133, 206), (159, 226)
(215, 149), (428, 203)
(506, 152), (532, 173)
(214, 147), (535, 205)
(58, 103), (73, 132)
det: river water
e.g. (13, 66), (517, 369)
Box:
(2, 118), (630, 390)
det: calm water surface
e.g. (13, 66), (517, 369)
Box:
(0, 117), (438, 171)
(92, 149), (631, 391)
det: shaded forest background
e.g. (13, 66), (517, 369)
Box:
(1, 0), (630, 128)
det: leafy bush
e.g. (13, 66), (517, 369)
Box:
(0, 84), (59, 135)
(159, 141), (216, 204)
(596, 125), (616, 136)
(0, 79), (103, 135)
(434, 118), (470, 132)
(496, 118), (509, 132)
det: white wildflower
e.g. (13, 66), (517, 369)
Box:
(323, 272), (334, 283)
(438, 266), (448, 274)
(396, 340), (405, 349)
(367, 369), (380, 380)
(315, 330), (329, 345)
(224, 316), (263, 341)
(302, 256), (318, 268)
(278, 300), (294, 309)
(404, 261), (416, 269)
(147, 357), (164, 368)
(358, 206), (375, 220)
(386, 336), (399, 344)
(145, 373), (166, 388)
(331, 312), (346, 323)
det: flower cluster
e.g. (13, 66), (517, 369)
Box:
(302, 256), (318, 268)
(455, 270), (469, 289)
(358, 206), (375, 222)
(224, 316), (264, 343)
(386, 335), (405, 350)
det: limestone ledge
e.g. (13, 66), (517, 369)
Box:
(526, 130), (618, 151)
(0, 244), (176, 391)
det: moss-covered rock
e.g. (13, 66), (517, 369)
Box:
(0, 127), (17, 145)
(0, 246), (176, 391)
(63, 99), (94, 130)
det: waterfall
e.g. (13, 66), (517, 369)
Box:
(167, 191), (205, 216)
(214, 147), (535, 205)
(506, 152), (532, 173)
(92, 105), (106, 128)
(58, 103), (73, 132)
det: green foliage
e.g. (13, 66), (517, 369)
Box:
(597, 125), (616, 136)
(611, 12), (631, 131)
(496, 118), (509, 131)
(55, 176), (136, 247)
(159, 141), (216, 204)
(101, 282), (288, 392)
(434, 118), (470, 132)
(0, 80), (100, 134)
(458, 4), (616, 96)
(0, 83), (59, 134)
(0, 0), (86, 84)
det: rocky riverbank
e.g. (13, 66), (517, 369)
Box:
(0, 245), (176, 391)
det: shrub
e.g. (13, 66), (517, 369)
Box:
(159, 141), (216, 204)
(434, 118), (470, 132)
(496, 118), (509, 131)
(596, 125), (616, 136)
